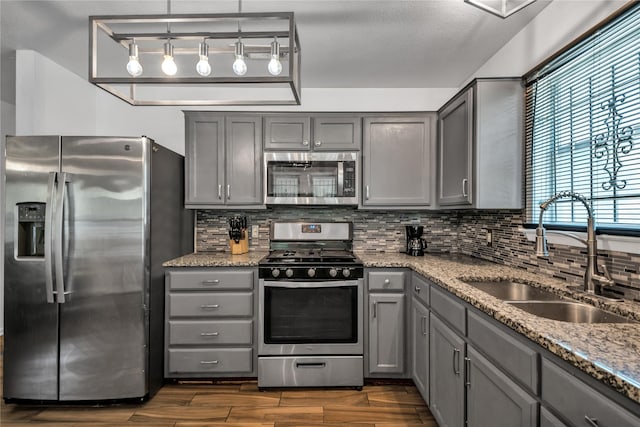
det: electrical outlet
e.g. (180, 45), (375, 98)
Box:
(486, 229), (493, 247)
(252, 225), (259, 241)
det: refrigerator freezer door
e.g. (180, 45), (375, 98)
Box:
(58, 137), (148, 400)
(4, 135), (61, 400)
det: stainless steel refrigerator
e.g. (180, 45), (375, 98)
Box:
(3, 135), (193, 402)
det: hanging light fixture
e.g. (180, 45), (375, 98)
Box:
(195, 40), (212, 77)
(465, 0), (537, 18)
(268, 37), (282, 76)
(88, 0), (301, 105)
(125, 40), (143, 77)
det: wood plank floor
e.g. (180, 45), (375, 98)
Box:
(0, 337), (438, 426)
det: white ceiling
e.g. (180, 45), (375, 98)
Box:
(1, 0), (552, 89)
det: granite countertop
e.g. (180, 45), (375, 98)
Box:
(163, 250), (640, 405)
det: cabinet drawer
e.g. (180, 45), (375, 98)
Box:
(540, 407), (567, 427)
(168, 320), (253, 345)
(411, 273), (430, 306)
(467, 310), (538, 393)
(168, 293), (253, 317)
(168, 348), (252, 374)
(430, 285), (465, 335)
(167, 270), (254, 290)
(541, 358), (640, 427)
(368, 271), (405, 291)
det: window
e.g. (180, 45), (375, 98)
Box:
(525, 4), (640, 232)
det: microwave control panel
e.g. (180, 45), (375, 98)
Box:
(343, 162), (356, 196)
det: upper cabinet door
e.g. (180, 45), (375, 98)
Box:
(263, 116), (311, 150)
(312, 115), (362, 151)
(225, 116), (263, 205)
(362, 115), (435, 207)
(438, 87), (474, 206)
(185, 113), (225, 206)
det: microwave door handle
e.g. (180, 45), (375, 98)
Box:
(44, 172), (57, 303)
(337, 162), (344, 196)
(53, 172), (70, 303)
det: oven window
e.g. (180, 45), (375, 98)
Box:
(264, 285), (358, 343)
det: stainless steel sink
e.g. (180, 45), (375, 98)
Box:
(506, 301), (634, 323)
(463, 279), (563, 301)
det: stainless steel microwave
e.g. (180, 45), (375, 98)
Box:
(264, 152), (359, 205)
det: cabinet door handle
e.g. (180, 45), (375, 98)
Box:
(584, 416), (599, 427)
(200, 332), (219, 336)
(302, 140), (309, 146)
(421, 316), (427, 336)
(372, 302), (377, 318)
(200, 360), (219, 365)
(200, 304), (220, 309)
(201, 279), (220, 285)
(366, 185), (370, 200)
(226, 185), (231, 199)
(217, 184), (222, 199)
(414, 285), (420, 293)
(314, 140), (322, 146)
(464, 357), (471, 387)
(453, 348), (461, 375)
(462, 178), (468, 198)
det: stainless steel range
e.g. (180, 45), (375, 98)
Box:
(258, 222), (364, 388)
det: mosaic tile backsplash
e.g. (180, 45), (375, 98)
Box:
(196, 207), (640, 296)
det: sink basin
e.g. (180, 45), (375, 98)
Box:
(463, 280), (563, 301)
(507, 301), (634, 323)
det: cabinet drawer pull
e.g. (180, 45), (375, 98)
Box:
(584, 416), (599, 427)
(200, 332), (219, 337)
(295, 362), (326, 368)
(453, 348), (461, 375)
(414, 285), (421, 293)
(201, 279), (220, 285)
(462, 178), (468, 198)
(200, 360), (219, 365)
(384, 278), (391, 285)
(200, 304), (220, 309)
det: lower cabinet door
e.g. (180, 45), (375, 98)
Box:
(411, 298), (429, 402)
(368, 293), (405, 375)
(466, 346), (538, 427)
(429, 314), (465, 427)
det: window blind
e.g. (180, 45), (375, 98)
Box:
(525, 4), (640, 231)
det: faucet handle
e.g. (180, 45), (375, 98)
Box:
(599, 263), (615, 287)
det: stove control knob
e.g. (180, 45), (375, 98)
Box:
(285, 268), (294, 278)
(342, 268), (351, 278)
(271, 268), (280, 278)
(329, 268), (338, 278)
(307, 268), (316, 278)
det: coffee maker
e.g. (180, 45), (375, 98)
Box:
(405, 225), (427, 256)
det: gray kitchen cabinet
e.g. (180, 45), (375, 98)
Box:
(429, 313), (465, 427)
(184, 112), (263, 208)
(466, 345), (537, 427)
(264, 114), (362, 151)
(541, 358), (640, 427)
(165, 268), (257, 378)
(438, 78), (523, 209)
(367, 270), (406, 376)
(362, 114), (436, 208)
(411, 295), (429, 403)
(540, 407), (567, 427)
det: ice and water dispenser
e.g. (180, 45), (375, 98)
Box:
(16, 202), (46, 257)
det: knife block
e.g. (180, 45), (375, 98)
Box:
(230, 231), (249, 255)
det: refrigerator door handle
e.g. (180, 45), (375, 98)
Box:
(44, 172), (57, 303)
(54, 172), (70, 303)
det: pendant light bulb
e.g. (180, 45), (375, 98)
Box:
(195, 41), (212, 77)
(126, 41), (143, 77)
(232, 40), (247, 76)
(267, 37), (282, 76)
(161, 41), (177, 76)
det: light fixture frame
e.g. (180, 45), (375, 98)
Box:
(89, 12), (301, 106)
(464, 0), (537, 19)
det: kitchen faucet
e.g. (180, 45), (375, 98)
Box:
(535, 191), (615, 296)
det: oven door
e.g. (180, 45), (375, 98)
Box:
(258, 279), (364, 355)
(264, 152), (359, 205)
